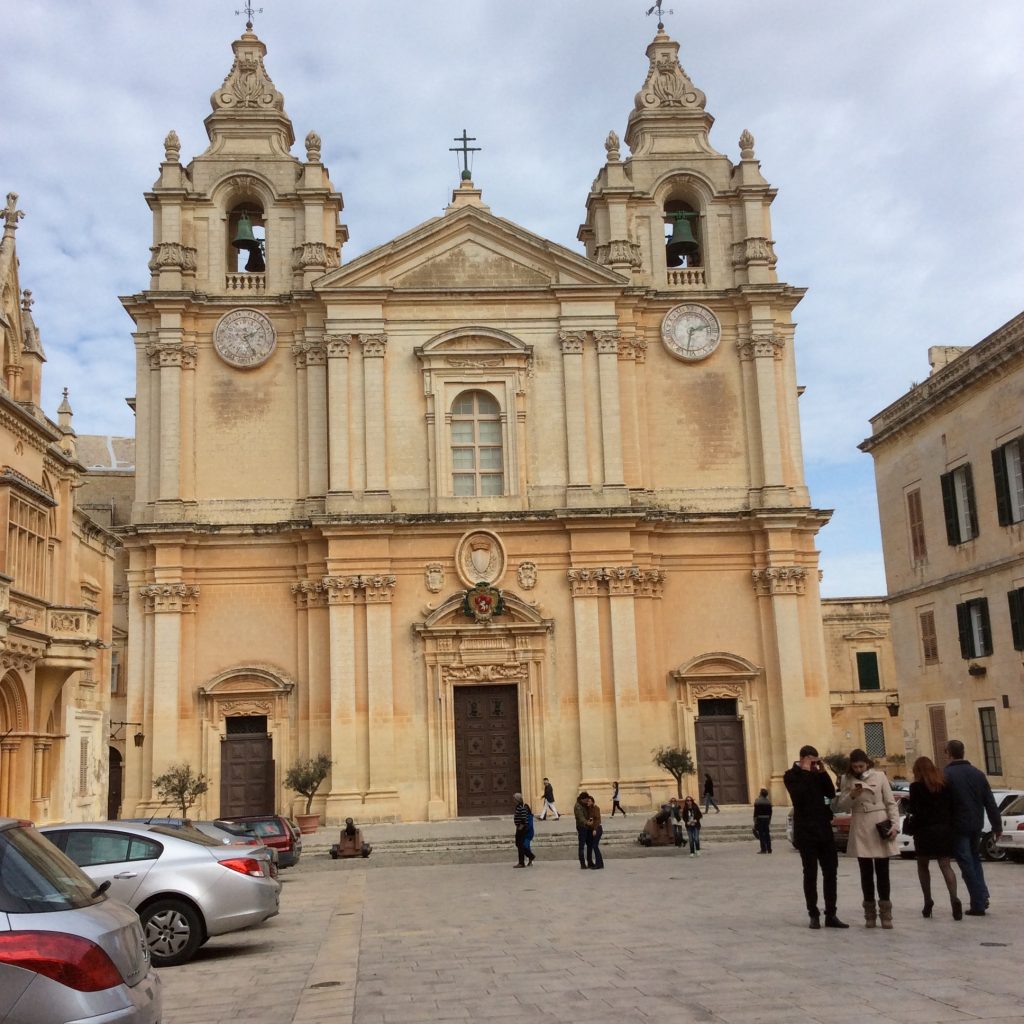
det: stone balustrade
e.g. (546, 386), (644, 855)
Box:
(666, 266), (706, 287)
(225, 272), (266, 293)
(45, 606), (100, 646)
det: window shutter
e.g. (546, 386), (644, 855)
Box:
(956, 601), (972, 659)
(976, 598), (993, 656)
(992, 446), (1012, 526)
(929, 705), (948, 765)
(856, 651), (881, 690)
(940, 471), (959, 545)
(1009, 588), (1024, 651)
(907, 489), (927, 561)
(920, 610), (939, 663)
(962, 464), (979, 539)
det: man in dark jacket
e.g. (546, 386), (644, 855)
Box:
(512, 793), (534, 867)
(943, 739), (1002, 915)
(783, 745), (848, 929)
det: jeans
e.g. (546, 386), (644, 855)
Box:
(577, 826), (591, 867)
(952, 831), (989, 911)
(704, 795), (720, 812)
(798, 838), (839, 917)
(686, 824), (701, 851)
(515, 830), (528, 866)
(588, 826), (604, 868)
(754, 817), (772, 853)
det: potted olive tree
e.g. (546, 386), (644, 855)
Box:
(285, 753), (332, 834)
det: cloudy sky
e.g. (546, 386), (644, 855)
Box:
(3, 1), (1023, 597)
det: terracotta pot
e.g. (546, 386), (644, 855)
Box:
(295, 813), (320, 834)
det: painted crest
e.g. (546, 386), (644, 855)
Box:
(462, 582), (505, 623)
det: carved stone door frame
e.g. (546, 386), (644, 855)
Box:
(414, 594), (552, 820)
(197, 666), (296, 814)
(669, 652), (763, 804)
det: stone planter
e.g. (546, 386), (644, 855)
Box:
(295, 813), (320, 835)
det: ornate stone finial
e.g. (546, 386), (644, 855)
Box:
(634, 29), (706, 112)
(163, 130), (181, 162)
(2, 193), (25, 237)
(305, 130), (322, 162)
(20, 289), (33, 313)
(449, 128), (481, 183)
(211, 29), (285, 113)
(739, 129), (756, 160)
(57, 387), (73, 428)
(604, 130), (621, 162)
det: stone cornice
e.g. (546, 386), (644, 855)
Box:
(861, 312), (1024, 453)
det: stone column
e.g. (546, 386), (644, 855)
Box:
(594, 331), (625, 488)
(140, 583), (199, 780)
(616, 335), (645, 489)
(32, 740), (48, 800)
(741, 335), (786, 492)
(363, 574), (398, 815)
(559, 331), (588, 488)
(323, 576), (361, 819)
(150, 346), (195, 501)
(360, 335), (388, 494)
(567, 569), (606, 783)
(326, 334), (351, 494)
(124, 576), (147, 816)
(606, 566), (642, 777)
(0, 742), (19, 816)
(305, 335), (328, 497)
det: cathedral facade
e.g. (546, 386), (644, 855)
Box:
(121, 24), (832, 822)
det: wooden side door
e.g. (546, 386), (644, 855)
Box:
(695, 717), (749, 804)
(454, 684), (521, 817)
(220, 734), (274, 818)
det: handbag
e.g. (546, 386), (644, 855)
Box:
(901, 813), (916, 837)
(875, 821), (894, 840)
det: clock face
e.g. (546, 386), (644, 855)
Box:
(213, 309), (276, 368)
(660, 303), (722, 362)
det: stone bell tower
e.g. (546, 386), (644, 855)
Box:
(579, 23), (810, 511)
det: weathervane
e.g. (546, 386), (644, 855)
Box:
(449, 129), (481, 182)
(236, 1), (263, 30)
(646, 1), (673, 29)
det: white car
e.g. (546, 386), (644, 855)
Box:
(994, 794), (1024, 862)
(896, 788), (1021, 860)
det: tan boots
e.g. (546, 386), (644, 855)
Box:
(863, 899), (877, 928)
(879, 900), (894, 929)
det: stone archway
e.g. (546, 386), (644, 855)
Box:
(414, 594), (552, 820)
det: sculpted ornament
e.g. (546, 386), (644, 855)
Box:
(751, 567), (807, 596)
(604, 130), (621, 161)
(163, 130), (181, 162)
(516, 561), (537, 590)
(425, 563), (445, 594)
(213, 36), (285, 112)
(634, 36), (707, 112)
(305, 131), (322, 162)
(455, 530), (506, 587)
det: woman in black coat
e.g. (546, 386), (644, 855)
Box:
(908, 755), (961, 920)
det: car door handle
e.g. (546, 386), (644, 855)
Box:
(114, 871), (138, 879)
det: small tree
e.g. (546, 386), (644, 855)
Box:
(153, 763), (209, 819)
(285, 753), (333, 815)
(652, 745), (696, 799)
(822, 751), (850, 781)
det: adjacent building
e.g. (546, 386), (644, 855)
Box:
(861, 315), (1024, 786)
(0, 193), (118, 822)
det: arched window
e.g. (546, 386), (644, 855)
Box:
(451, 391), (503, 496)
(664, 198), (701, 268)
(227, 203), (266, 274)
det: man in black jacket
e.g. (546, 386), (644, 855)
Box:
(943, 739), (1002, 915)
(783, 744), (848, 929)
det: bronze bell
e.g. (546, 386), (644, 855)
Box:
(665, 211), (699, 267)
(232, 213), (266, 273)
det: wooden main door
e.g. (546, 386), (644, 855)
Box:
(220, 719), (274, 817)
(695, 701), (748, 804)
(454, 684), (521, 817)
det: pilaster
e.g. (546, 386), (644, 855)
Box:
(326, 334), (351, 496)
(559, 331), (589, 490)
(360, 334), (389, 500)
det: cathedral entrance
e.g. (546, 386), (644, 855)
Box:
(219, 716), (274, 817)
(694, 698), (748, 804)
(453, 685), (521, 816)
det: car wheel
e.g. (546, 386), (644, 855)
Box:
(140, 899), (203, 967)
(981, 832), (1006, 862)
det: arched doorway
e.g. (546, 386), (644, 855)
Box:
(107, 747), (123, 819)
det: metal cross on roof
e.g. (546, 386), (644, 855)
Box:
(449, 129), (481, 181)
(646, 1), (673, 29)
(236, 1), (263, 30)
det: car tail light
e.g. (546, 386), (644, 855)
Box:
(0, 932), (124, 992)
(220, 857), (264, 877)
(1016, 822), (1024, 831)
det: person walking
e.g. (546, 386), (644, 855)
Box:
(834, 749), (899, 928)
(908, 755), (961, 920)
(682, 795), (703, 856)
(538, 777), (560, 820)
(943, 739), (1001, 916)
(584, 793), (604, 869)
(783, 744), (848, 929)
(610, 780), (626, 816)
(574, 792), (592, 869)
(669, 797), (685, 847)
(512, 792), (534, 868)
(702, 773), (721, 813)
(753, 788), (773, 854)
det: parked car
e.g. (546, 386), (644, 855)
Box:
(832, 795), (910, 854)
(994, 793), (1024, 862)
(217, 815), (302, 868)
(40, 821), (280, 967)
(123, 818), (279, 877)
(0, 817), (162, 1022)
(982, 790), (1024, 861)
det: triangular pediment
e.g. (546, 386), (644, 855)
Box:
(315, 205), (628, 292)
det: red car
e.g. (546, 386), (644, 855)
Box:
(217, 816), (302, 868)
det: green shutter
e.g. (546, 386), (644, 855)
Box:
(962, 464), (979, 539)
(856, 651), (881, 690)
(940, 471), (959, 544)
(976, 598), (993, 657)
(1008, 588), (1024, 651)
(956, 602), (972, 659)
(992, 446), (1012, 526)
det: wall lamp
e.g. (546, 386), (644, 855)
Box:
(886, 701), (900, 718)
(110, 720), (146, 747)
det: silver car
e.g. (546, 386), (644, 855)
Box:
(0, 817), (161, 1023)
(41, 821), (280, 968)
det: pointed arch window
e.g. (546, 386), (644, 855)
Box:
(451, 391), (504, 497)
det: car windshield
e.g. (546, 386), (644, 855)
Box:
(148, 824), (224, 847)
(1001, 794), (1024, 817)
(0, 824), (105, 913)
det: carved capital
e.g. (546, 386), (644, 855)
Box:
(139, 583), (200, 612)
(752, 566), (807, 597)
(322, 573), (396, 604)
(291, 579), (326, 608)
(559, 330), (586, 355)
(148, 242), (197, 272)
(147, 344), (197, 370)
(637, 569), (666, 599)
(731, 237), (777, 269)
(606, 565), (642, 595)
(291, 242), (339, 270)
(594, 330), (621, 355)
(359, 333), (388, 358)
(322, 575), (359, 605)
(303, 340), (327, 366)
(596, 239), (642, 268)
(362, 574), (397, 603)
(566, 567), (607, 598)
(737, 334), (785, 361)
(326, 334), (351, 358)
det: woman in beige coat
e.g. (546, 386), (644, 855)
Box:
(835, 749), (900, 928)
